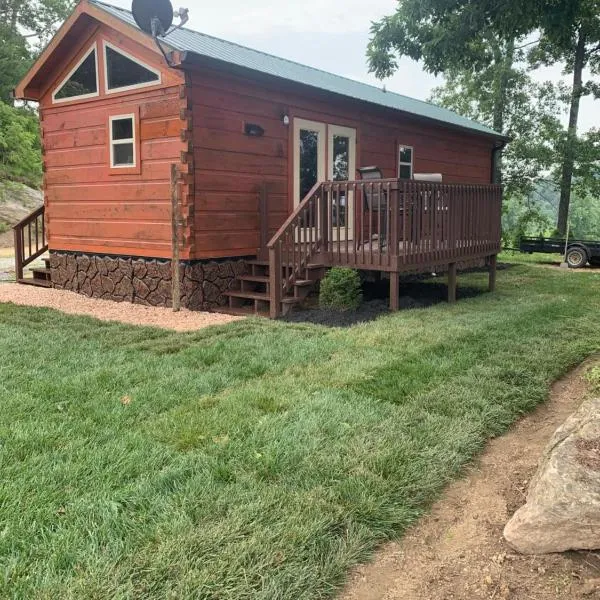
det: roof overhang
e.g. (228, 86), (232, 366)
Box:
(14, 0), (174, 101)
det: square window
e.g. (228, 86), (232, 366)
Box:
(399, 164), (412, 179)
(399, 147), (412, 164)
(113, 143), (134, 166)
(109, 114), (136, 169)
(112, 118), (133, 141)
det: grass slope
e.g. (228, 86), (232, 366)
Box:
(1, 258), (599, 599)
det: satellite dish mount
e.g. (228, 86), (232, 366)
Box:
(131, 0), (189, 66)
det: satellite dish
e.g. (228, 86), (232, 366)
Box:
(132, 0), (174, 37)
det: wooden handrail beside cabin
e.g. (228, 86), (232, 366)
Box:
(13, 205), (47, 282)
(266, 179), (502, 317)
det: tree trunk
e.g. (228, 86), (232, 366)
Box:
(491, 37), (515, 185)
(557, 30), (586, 235)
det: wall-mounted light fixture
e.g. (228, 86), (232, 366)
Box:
(244, 122), (265, 137)
(282, 114), (290, 126)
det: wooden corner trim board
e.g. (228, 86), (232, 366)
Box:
(178, 76), (196, 257)
(14, 0), (175, 100)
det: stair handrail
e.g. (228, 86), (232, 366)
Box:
(267, 181), (325, 317)
(13, 205), (47, 281)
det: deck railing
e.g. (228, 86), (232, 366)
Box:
(267, 179), (502, 316)
(13, 205), (47, 281)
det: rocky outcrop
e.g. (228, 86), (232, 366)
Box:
(504, 397), (600, 554)
(49, 252), (246, 311)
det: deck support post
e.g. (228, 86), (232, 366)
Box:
(269, 246), (281, 318)
(488, 254), (497, 292)
(389, 271), (400, 311)
(448, 262), (457, 303)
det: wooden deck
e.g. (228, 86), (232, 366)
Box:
(267, 179), (502, 317)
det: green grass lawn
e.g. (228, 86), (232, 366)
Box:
(1, 256), (599, 599)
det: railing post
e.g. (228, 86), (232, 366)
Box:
(14, 227), (23, 282)
(269, 244), (282, 318)
(319, 185), (328, 254)
(390, 181), (400, 267)
(259, 182), (269, 259)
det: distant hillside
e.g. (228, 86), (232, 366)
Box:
(0, 181), (43, 248)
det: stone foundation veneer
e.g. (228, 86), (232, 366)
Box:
(49, 251), (247, 311)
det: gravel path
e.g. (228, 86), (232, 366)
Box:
(0, 283), (243, 332)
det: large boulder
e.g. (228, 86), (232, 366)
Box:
(504, 397), (600, 554)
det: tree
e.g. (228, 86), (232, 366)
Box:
(0, 0), (74, 103)
(430, 62), (564, 198)
(0, 103), (42, 187)
(368, 0), (600, 234)
(527, 0), (600, 233)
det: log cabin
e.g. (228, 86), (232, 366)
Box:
(13, 0), (507, 317)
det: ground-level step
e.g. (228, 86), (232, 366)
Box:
(224, 290), (270, 302)
(17, 278), (52, 288)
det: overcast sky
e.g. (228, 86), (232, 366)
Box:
(109, 0), (596, 132)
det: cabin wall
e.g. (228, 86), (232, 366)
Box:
(39, 24), (190, 260)
(188, 64), (495, 260)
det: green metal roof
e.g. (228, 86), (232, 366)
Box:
(90, 0), (505, 140)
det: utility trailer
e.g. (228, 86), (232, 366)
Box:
(519, 237), (600, 268)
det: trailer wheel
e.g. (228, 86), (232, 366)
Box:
(566, 247), (587, 269)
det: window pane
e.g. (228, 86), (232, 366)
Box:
(106, 46), (159, 90)
(55, 50), (97, 99)
(112, 118), (133, 141)
(113, 143), (134, 166)
(332, 135), (349, 181)
(399, 147), (412, 164)
(399, 165), (412, 179)
(299, 129), (319, 199)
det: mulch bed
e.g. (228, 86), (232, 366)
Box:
(283, 275), (488, 327)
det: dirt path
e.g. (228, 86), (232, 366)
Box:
(339, 359), (600, 600)
(0, 283), (243, 332)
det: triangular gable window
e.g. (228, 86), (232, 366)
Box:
(53, 44), (98, 102)
(104, 42), (161, 93)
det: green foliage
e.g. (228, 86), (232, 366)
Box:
(368, 0), (600, 234)
(319, 267), (363, 311)
(0, 103), (41, 187)
(430, 65), (564, 197)
(0, 1), (74, 103)
(1, 264), (600, 597)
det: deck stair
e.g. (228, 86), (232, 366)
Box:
(13, 205), (50, 288)
(224, 259), (324, 316)
(19, 257), (52, 287)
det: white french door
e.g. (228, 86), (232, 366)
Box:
(293, 118), (356, 241)
(328, 124), (356, 240)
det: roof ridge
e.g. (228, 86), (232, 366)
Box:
(91, 0), (454, 116)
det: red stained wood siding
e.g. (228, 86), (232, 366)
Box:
(40, 24), (190, 259)
(188, 64), (496, 260)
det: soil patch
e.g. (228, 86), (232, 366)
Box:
(339, 358), (600, 600)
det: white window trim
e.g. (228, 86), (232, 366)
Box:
(103, 41), (161, 94)
(109, 114), (136, 169)
(52, 42), (99, 104)
(398, 144), (414, 179)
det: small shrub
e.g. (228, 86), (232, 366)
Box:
(319, 267), (362, 311)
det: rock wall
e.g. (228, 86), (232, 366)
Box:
(49, 252), (246, 311)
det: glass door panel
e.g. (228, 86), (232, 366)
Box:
(328, 125), (356, 241)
